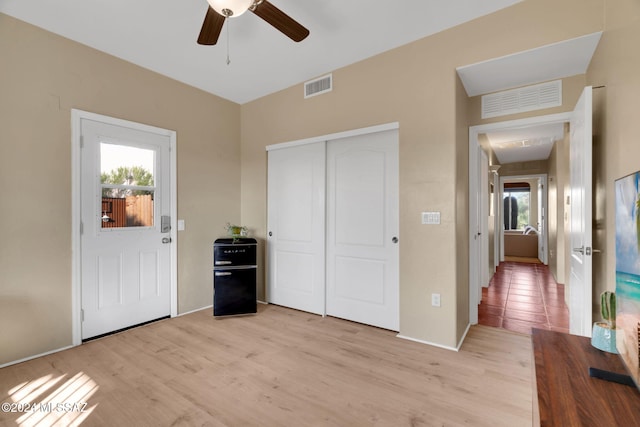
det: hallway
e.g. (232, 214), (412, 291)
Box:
(478, 261), (570, 335)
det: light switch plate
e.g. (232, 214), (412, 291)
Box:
(177, 219), (185, 231)
(422, 211), (441, 225)
(432, 293), (441, 307)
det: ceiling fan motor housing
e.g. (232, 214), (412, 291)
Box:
(207, 0), (253, 18)
(199, 0), (309, 46)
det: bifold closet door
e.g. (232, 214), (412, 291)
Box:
(326, 130), (399, 331)
(267, 142), (326, 315)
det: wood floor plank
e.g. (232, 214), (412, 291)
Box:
(0, 305), (533, 426)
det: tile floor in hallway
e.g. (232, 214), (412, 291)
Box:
(478, 261), (570, 335)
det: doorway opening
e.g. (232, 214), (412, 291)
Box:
(468, 112), (571, 327)
(470, 87), (594, 337)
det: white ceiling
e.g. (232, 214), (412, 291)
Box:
(0, 0), (523, 104)
(485, 122), (566, 165)
(456, 32), (602, 97)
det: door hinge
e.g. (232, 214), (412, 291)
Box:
(80, 221), (84, 235)
(80, 135), (84, 148)
(81, 309), (84, 322)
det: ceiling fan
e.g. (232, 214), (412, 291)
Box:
(198, 0), (309, 45)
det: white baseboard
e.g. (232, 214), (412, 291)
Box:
(397, 323), (472, 352)
(178, 305), (213, 316)
(396, 334), (459, 352)
(456, 323), (472, 351)
(0, 345), (76, 369)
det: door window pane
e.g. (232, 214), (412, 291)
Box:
(100, 143), (156, 228)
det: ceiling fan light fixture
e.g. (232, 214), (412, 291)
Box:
(207, 0), (253, 17)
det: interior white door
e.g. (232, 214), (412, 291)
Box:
(537, 179), (549, 264)
(479, 148), (490, 288)
(80, 118), (171, 339)
(569, 86), (593, 337)
(326, 130), (399, 331)
(267, 142), (326, 315)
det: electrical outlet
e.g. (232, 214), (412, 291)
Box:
(432, 293), (441, 307)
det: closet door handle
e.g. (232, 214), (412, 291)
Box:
(392, 236), (399, 244)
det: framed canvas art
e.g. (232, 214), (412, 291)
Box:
(615, 171), (640, 388)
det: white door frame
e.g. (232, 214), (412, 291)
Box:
(479, 148), (490, 288)
(71, 109), (178, 345)
(469, 112), (570, 324)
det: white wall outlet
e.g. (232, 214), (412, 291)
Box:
(431, 293), (441, 307)
(422, 211), (441, 225)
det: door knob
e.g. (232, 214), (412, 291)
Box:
(573, 247), (584, 254)
(392, 236), (399, 243)
(162, 237), (172, 244)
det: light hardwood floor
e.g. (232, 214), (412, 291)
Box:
(1, 304), (533, 426)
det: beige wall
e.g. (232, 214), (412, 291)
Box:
(0, 14), (241, 365)
(241, 0), (604, 348)
(587, 0), (640, 316)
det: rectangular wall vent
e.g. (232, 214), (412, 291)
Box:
(481, 80), (562, 119)
(304, 74), (332, 99)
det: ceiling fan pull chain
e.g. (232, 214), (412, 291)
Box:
(226, 19), (231, 65)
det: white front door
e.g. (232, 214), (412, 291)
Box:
(326, 130), (399, 331)
(569, 86), (593, 337)
(80, 118), (172, 339)
(267, 142), (326, 315)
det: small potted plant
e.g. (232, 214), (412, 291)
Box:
(225, 223), (248, 238)
(591, 291), (618, 354)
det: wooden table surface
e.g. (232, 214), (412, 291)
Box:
(532, 328), (640, 426)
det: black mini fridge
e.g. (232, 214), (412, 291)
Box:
(213, 238), (257, 316)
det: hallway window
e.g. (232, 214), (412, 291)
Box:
(504, 182), (530, 230)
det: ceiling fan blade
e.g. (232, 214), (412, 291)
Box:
(252, 1), (309, 42)
(198, 7), (225, 45)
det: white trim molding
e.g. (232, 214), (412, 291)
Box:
(266, 122), (399, 151)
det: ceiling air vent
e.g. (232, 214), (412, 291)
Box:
(304, 74), (332, 99)
(481, 80), (562, 119)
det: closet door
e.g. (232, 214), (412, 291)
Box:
(326, 130), (399, 331)
(267, 142), (326, 315)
